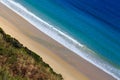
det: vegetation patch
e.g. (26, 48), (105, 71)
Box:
(0, 27), (63, 80)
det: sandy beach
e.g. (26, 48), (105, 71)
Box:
(0, 3), (116, 80)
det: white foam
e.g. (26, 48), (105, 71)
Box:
(1, 0), (120, 79)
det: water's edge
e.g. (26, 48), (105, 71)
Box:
(1, 0), (120, 79)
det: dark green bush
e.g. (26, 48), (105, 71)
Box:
(3, 34), (23, 48)
(3, 34), (12, 42)
(24, 47), (42, 62)
(0, 28), (5, 35)
(11, 38), (23, 48)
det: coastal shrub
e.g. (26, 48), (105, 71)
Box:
(3, 34), (12, 42)
(3, 34), (23, 48)
(11, 38), (23, 48)
(43, 63), (50, 68)
(8, 55), (17, 64)
(0, 28), (5, 35)
(24, 47), (42, 62)
(0, 48), (9, 56)
(0, 27), (64, 80)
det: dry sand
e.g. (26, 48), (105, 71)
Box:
(0, 3), (116, 80)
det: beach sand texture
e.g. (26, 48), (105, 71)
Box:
(0, 3), (116, 80)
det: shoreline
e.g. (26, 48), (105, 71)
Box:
(0, 2), (116, 80)
(2, 0), (120, 79)
(1, 0), (120, 79)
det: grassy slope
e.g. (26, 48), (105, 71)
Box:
(0, 27), (63, 80)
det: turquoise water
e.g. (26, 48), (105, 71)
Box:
(2, 0), (120, 79)
(15, 0), (120, 67)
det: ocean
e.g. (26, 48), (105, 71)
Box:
(1, 0), (120, 79)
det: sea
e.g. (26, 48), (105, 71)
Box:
(1, 0), (120, 79)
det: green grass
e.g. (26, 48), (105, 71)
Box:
(0, 27), (63, 80)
